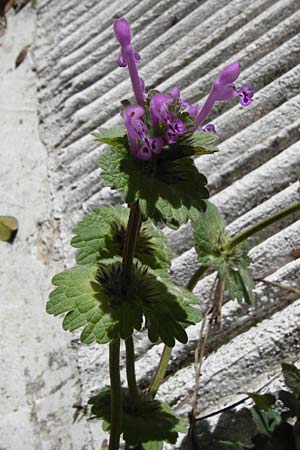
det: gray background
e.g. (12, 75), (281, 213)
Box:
(0, 0), (300, 448)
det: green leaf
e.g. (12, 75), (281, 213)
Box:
(71, 206), (172, 269)
(282, 363), (300, 395)
(187, 131), (218, 155)
(173, 131), (219, 157)
(92, 127), (127, 148)
(46, 264), (119, 344)
(217, 241), (254, 304)
(47, 260), (200, 346)
(89, 387), (187, 446)
(192, 202), (227, 267)
(0, 216), (18, 242)
(251, 408), (281, 435)
(246, 393), (276, 411)
(99, 145), (209, 229)
(142, 441), (164, 450)
(192, 203), (254, 303)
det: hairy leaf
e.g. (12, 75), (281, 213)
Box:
(47, 260), (200, 346)
(92, 127), (127, 148)
(99, 145), (208, 228)
(71, 206), (172, 269)
(192, 202), (227, 267)
(192, 203), (254, 303)
(89, 387), (186, 446)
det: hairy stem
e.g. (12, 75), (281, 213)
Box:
(125, 336), (139, 402)
(122, 200), (142, 281)
(108, 339), (122, 450)
(122, 201), (141, 403)
(229, 202), (300, 250)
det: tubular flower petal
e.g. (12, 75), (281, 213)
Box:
(124, 106), (163, 160)
(113, 18), (144, 105)
(196, 61), (253, 125)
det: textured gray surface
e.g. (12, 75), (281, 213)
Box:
(0, 0), (299, 448)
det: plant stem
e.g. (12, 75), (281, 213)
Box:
(122, 200), (142, 281)
(108, 339), (122, 450)
(148, 265), (209, 399)
(125, 336), (139, 402)
(228, 202), (300, 250)
(186, 265), (208, 291)
(108, 201), (142, 449)
(148, 345), (172, 399)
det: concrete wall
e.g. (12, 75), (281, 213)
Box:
(1, 0), (299, 448)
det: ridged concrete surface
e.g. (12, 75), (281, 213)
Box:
(34, 0), (300, 447)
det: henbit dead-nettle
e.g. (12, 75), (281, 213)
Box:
(46, 16), (300, 450)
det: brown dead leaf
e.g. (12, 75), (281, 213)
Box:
(290, 249), (300, 259)
(15, 46), (29, 68)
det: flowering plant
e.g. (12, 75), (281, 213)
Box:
(46, 17), (299, 450)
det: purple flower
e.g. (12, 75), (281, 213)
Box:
(196, 61), (254, 125)
(169, 87), (199, 118)
(124, 105), (163, 160)
(137, 136), (163, 161)
(113, 18), (145, 106)
(150, 92), (186, 144)
(202, 123), (216, 133)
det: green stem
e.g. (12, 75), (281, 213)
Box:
(228, 202), (300, 250)
(108, 339), (122, 450)
(186, 265), (209, 291)
(148, 345), (172, 399)
(122, 200), (142, 281)
(125, 336), (139, 402)
(148, 265), (209, 399)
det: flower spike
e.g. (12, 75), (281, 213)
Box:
(113, 18), (145, 106)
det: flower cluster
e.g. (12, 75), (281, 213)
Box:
(114, 18), (253, 161)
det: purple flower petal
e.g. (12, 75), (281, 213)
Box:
(218, 61), (241, 84)
(171, 119), (185, 135)
(137, 143), (152, 160)
(113, 18), (131, 46)
(114, 18), (144, 106)
(150, 137), (163, 154)
(117, 55), (127, 67)
(169, 87), (180, 98)
(202, 123), (216, 133)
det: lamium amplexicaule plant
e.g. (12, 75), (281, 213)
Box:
(46, 18), (300, 450)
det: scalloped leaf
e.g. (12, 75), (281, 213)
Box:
(99, 145), (208, 229)
(192, 202), (227, 267)
(71, 205), (172, 269)
(47, 260), (200, 346)
(92, 127), (127, 148)
(192, 203), (254, 304)
(89, 387), (186, 446)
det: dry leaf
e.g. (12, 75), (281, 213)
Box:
(290, 249), (300, 259)
(15, 46), (29, 68)
(0, 216), (18, 243)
